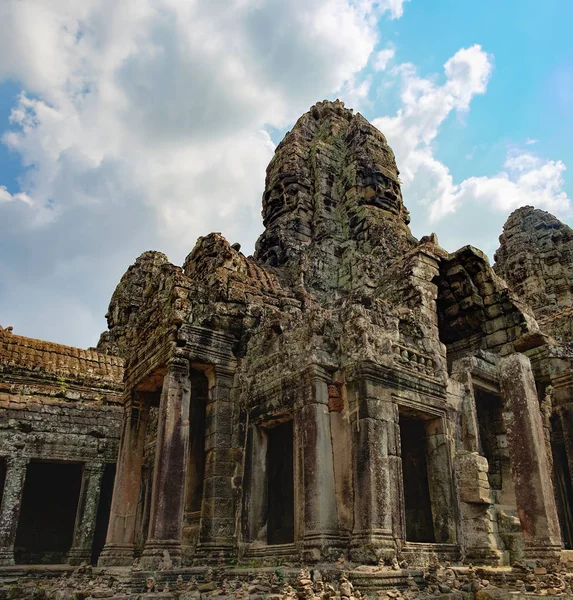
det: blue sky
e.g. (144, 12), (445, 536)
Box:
(0, 81), (22, 194)
(0, 0), (572, 348)
(382, 0), (573, 186)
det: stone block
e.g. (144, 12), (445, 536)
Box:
(485, 329), (508, 348)
(456, 452), (491, 504)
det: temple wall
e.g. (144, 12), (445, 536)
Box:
(0, 329), (123, 566)
(2, 103), (573, 593)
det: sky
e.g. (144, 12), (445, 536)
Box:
(1, 0), (572, 349)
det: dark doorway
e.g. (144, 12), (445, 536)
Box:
(551, 415), (573, 549)
(267, 420), (294, 545)
(0, 458), (6, 509)
(475, 389), (504, 490)
(15, 462), (82, 564)
(90, 463), (116, 564)
(474, 388), (517, 506)
(400, 415), (435, 543)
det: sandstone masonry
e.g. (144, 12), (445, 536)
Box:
(1, 101), (573, 599)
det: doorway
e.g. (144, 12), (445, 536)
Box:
(551, 415), (573, 549)
(399, 415), (435, 543)
(267, 420), (294, 545)
(15, 462), (82, 564)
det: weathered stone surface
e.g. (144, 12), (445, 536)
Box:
(3, 102), (573, 594)
(499, 353), (561, 559)
(495, 206), (573, 342)
(255, 99), (416, 300)
(98, 250), (170, 358)
(435, 245), (539, 365)
(0, 327), (123, 566)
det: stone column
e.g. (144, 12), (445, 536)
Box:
(299, 366), (340, 561)
(455, 451), (502, 564)
(243, 424), (268, 544)
(198, 365), (237, 559)
(0, 456), (27, 566)
(560, 404), (573, 489)
(141, 356), (191, 569)
(350, 372), (398, 563)
(98, 395), (149, 566)
(499, 353), (562, 560)
(68, 462), (106, 565)
(425, 417), (457, 544)
(451, 361), (481, 453)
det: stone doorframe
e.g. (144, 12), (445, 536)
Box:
(99, 335), (240, 568)
(0, 456), (112, 567)
(453, 361), (506, 565)
(0, 455), (27, 566)
(345, 362), (454, 564)
(242, 413), (298, 548)
(392, 395), (459, 549)
(452, 352), (562, 563)
(241, 365), (345, 563)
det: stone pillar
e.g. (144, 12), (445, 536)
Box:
(198, 365), (237, 559)
(0, 456), (27, 566)
(425, 417), (457, 544)
(68, 462), (106, 565)
(299, 366), (340, 561)
(350, 373), (398, 563)
(243, 424), (268, 544)
(451, 362), (481, 453)
(560, 404), (573, 489)
(455, 451), (502, 564)
(499, 353), (562, 560)
(98, 395), (149, 566)
(141, 356), (191, 569)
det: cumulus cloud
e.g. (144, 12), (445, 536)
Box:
(455, 152), (569, 214)
(0, 186), (31, 205)
(372, 45), (571, 255)
(373, 47), (395, 71)
(377, 0), (410, 19)
(0, 0), (408, 346)
(374, 46), (493, 164)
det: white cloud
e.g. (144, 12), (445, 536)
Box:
(373, 47), (395, 71)
(372, 45), (571, 255)
(0, 186), (32, 205)
(378, 0), (410, 18)
(455, 152), (569, 216)
(0, 0), (408, 346)
(337, 74), (373, 110)
(374, 45), (493, 158)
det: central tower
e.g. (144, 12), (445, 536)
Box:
(255, 100), (416, 300)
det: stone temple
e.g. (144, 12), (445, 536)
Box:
(2, 100), (573, 597)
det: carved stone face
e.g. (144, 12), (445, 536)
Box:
(343, 145), (409, 235)
(370, 180), (407, 222)
(254, 101), (414, 270)
(261, 185), (288, 229)
(354, 168), (403, 213)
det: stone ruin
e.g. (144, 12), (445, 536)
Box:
(1, 100), (573, 599)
